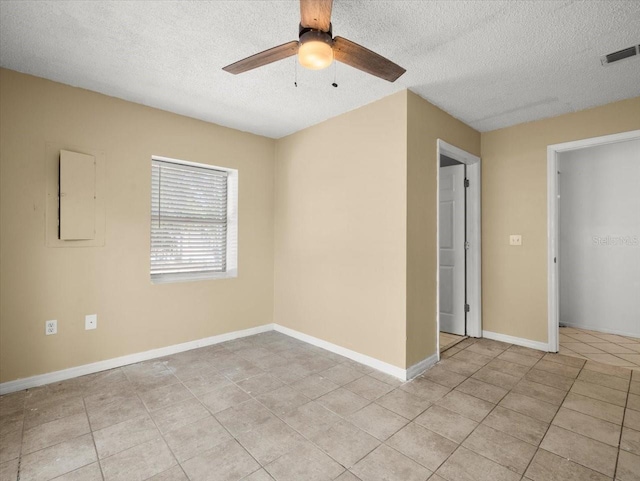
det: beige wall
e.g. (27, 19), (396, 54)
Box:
(274, 92), (408, 368)
(0, 69), (276, 383)
(481, 97), (640, 343)
(406, 92), (480, 366)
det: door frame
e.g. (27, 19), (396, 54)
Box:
(436, 140), (482, 358)
(546, 129), (640, 353)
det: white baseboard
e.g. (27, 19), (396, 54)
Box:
(273, 324), (408, 381)
(1, 322), (440, 394)
(406, 353), (439, 380)
(559, 322), (639, 339)
(0, 323), (274, 395)
(483, 330), (549, 352)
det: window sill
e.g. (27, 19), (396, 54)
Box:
(151, 269), (238, 284)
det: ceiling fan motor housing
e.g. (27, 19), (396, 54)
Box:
(299, 23), (333, 46)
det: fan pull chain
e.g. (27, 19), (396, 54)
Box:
(332, 61), (338, 88)
(294, 57), (298, 87)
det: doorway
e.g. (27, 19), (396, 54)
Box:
(437, 140), (482, 358)
(547, 129), (640, 355)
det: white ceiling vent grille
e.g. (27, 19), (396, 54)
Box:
(601, 45), (639, 66)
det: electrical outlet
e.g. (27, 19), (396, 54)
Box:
(510, 234), (523, 246)
(45, 320), (57, 335)
(85, 314), (97, 330)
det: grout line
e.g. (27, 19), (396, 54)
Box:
(81, 396), (106, 481)
(613, 384), (632, 479)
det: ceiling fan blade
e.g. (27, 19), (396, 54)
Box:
(223, 41), (299, 74)
(300, 0), (333, 32)
(333, 36), (406, 82)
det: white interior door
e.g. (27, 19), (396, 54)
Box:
(439, 164), (466, 335)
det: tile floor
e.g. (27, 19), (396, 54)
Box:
(1, 332), (639, 481)
(559, 326), (640, 370)
(440, 333), (466, 353)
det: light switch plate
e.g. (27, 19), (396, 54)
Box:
(510, 234), (523, 246)
(85, 314), (97, 330)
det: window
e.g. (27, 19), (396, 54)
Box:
(151, 156), (237, 283)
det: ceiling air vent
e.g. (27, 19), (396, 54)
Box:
(601, 45), (639, 66)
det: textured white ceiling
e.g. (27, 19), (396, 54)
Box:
(1, 1), (639, 138)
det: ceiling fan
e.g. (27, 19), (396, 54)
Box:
(222, 0), (406, 82)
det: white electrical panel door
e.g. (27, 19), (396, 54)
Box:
(59, 150), (96, 240)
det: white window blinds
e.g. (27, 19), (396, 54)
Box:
(151, 159), (229, 282)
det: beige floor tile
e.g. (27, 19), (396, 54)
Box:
(540, 425), (617, 477)
(346, 403), (408, 441)
(621, 427), (640, 456)
(420, 366), (467, 389)
(344, 376), (394, 401)
(0, 458), (19, 481)
(499, 392), (559, 423)
(497, 350), (540, 367)
(86, 393), (147, 431)
(289, 374), (340, 399)
(181, 371), (232, 397)
(99, 436), (175, 481)
(320, 364), (365, 386)
(399, 377), (450, 402)
(0, 427), (21, 463)
(615, 449), (640, 481)
(138, 383), (194, 412)
(19, 433), (97, 481)
(524, 448), (611, 481)
(571, 380), (628, 407)
(588, 343), (637, 355)
(625, 409), (640, 431)
(386, 422), (457, 471)
(535, 359), (582, 379)
(22, 413), (90, 455)
(440, 346), (462, 359)
(310, 420), (380, 468)
(562, 392), (625, 424)
(280, 401), (342, 439)
(629, 381), (640, 395)
(236, 417), (305, 465)
(525, 368), (575, 391)
(182, 439), (260, 481)
(482, 406), (548, 445)
(241, 469), (275, 481)
(367, 370), (404, 388)
(451, 349), (493, 366)
(511, 379), (567, 406)
(485, 359), (531, 378)
(454, 378), (508, 404)
(436, 446), (520, 481)
(584, 361), (631, 380)
(51, 462), (103, 481)
(466, 342), (508, 359)
(434, 390), (494, 422)
(146, 465), (189, 480)
(436, 358), (482, 377)
(150, 398), (210, 434)
(93, 413), (159, 459)
(542, 353), (586, 368)
(564, 333), (605, 344)
(215, 399), (277, 437)
(462, 424), (536, 475)
(199, 384), (252, 414)
(264, 441), (344, 481)
(351, 445), (432, 481)
(316, 387), (369, 417)
(471, 366), (521, 390)
(505, 345), (545, 359)
(256, 385), (310, 416)
(375, 389), (432, 420)
(578, 369), (631, 392)
(585, 353), (636, 367)
(628, 393), (640, 412)
(164, 416), (232, 463)
(414, 405), (478, 443)
(562, 342), (606, 354)
(24, 396), (85, 430)
(236, 373), (285, 397)
(552, 406), (621, 447)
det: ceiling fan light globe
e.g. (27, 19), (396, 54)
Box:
(298, 31), (334, 70)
